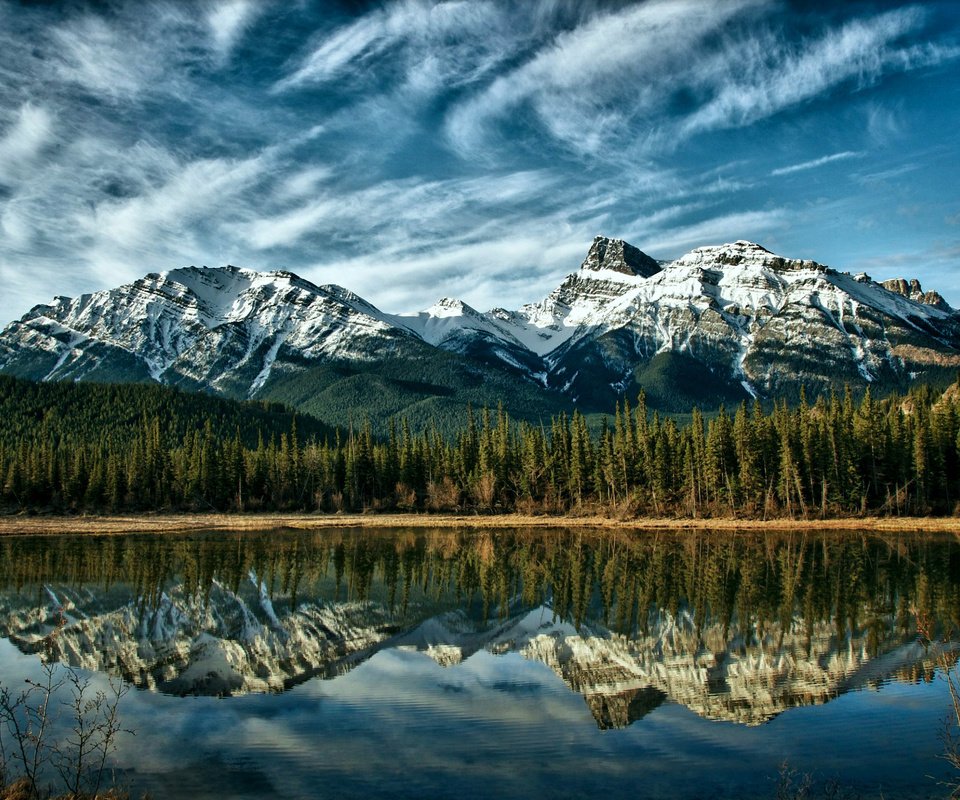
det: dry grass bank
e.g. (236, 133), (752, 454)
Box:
(0, 512), (959, 536)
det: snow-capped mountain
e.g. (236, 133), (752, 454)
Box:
(389, 297), (543, 377)
(487, 235), (666, 358)
(0, 265), (422, 397)
(483, 237), (960, 407)
(1, 236), (958, 416)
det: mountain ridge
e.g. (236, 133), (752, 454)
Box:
(2, 236), (958, 424)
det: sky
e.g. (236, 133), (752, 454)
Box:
(0, 0), (959, 323)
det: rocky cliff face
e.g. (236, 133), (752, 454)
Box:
(881, 277), (952, 311)
(579, 235), (663, 277)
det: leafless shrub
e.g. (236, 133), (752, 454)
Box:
(776, 761), (813, 800)
(915, 609), (960, 797)
(471, 472), (496, 510)
(0, 663), (132, 800)
(426, 478), (460, 512)
(394, 482), (417, 511)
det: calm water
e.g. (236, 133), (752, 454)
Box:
(0, 527), (958, 799)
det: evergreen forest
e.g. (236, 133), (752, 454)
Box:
(3, 374), (960, 518)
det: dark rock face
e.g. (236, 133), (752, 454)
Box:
(585, 687), (668, 730)
(580, 236), (662, 277)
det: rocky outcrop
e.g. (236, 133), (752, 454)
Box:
(881, 277), (953, 311)
(579, 235), (662, 277)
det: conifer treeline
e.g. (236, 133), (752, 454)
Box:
(3, 378), (960, 517)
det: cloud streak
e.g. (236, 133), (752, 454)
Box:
(275, 0), (512, 95)
(207, 0), (263, 58)
(445, 0), (765, 158)
(445, 3), (959, 161)
(771, 151), (861, 176)
(681, 8), (957, 136)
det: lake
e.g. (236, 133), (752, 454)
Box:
(0, 527), (958, 799)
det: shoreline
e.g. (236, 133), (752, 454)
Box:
(0, 512), (959, 536)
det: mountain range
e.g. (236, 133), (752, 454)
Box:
(2, 236), (958, 426)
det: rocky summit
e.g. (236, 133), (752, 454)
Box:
(1, 236), (958, 421)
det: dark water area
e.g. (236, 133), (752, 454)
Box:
(0, 527), (959, 799)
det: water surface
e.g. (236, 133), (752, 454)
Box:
(0, 527), (957, 798)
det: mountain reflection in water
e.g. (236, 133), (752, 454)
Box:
(0, 528), (956, 731)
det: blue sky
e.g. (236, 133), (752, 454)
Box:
(0, 0), (958, 322)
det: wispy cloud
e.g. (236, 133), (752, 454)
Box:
(865, 102), (905, 144)
(0, 129), (273, 293)
(207, 0), (263, 59)
(680, 8), (955, 135)
(276, 12), (388, 90)
(446, 0), (764, 158)
(855, 162), (921, 183)
(445, 3), (959, 161)
(641, 209), (790, 257)
(771, 151), (861, 177)
(275, 0), (511, 95)
(47, 3), (267, 102)
(235, 169), (561, 252)
(0, 103), (54, 185)
(305, 217), (608, 314)
(50, 15), (149, 99)
(77, 153), (266, 253)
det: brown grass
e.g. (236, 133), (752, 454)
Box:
(0, 782), (130, 800)
(0, 511), (958, 536)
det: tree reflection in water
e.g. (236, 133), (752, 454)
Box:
(0, 528), (956, 728)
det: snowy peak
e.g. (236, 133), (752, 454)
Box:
(580, 235), (661, 277)
(670, 240), (823, 272)
(425, 297), (481, 318)
(391, 295), (531, 357)
(0, 263), (415, 394)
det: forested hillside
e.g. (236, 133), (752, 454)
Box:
(2, 374), (959, 518)
(0, 375), (335, 449)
